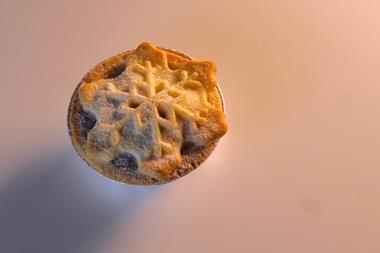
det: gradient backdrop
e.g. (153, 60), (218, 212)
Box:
(1, 0), (380, 252)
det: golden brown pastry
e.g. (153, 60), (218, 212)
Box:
(67, 42), (228, 185)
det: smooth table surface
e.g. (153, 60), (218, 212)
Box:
(1, 1), (380, 252)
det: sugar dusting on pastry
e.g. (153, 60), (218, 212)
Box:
(69, 42), (227, 183)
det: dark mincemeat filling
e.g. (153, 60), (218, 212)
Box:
(180, 141), (196, 155)
(106, 63), (126, 79)
(111, 152), (139, 172)
(77, 110), (97, 138)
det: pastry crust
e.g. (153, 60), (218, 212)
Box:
(67, 42), (227, 185)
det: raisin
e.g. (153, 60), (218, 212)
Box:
(180, 141), (195, 155)
(111, 153), (138, 172)
(78, 110), (97, 138)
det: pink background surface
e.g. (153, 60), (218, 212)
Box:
(1, 0), (380, 252)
